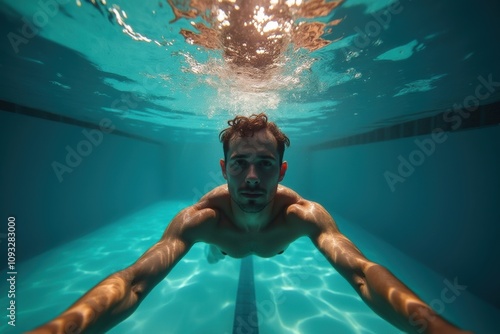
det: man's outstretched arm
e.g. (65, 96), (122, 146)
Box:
(28, 206), (212, 333)
(291, 202), (472, 334)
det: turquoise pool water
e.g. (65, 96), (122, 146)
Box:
(1, 201), (497, 333)
(1, 0), (499, 333)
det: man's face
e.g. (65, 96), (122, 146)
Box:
(220, 129), (287, 213)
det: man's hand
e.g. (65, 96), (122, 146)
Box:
(27, 205), (213, 333)
(289, 200), (472, 334)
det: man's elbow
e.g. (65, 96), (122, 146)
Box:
(349, 262), (387, 300)
(116, 267), (159, 307)
(110, 269), (145, 310)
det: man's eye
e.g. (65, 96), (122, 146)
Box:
(260, 161), (273, 167)
(231, 160), (247, 168)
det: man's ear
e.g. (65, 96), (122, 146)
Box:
(220, 159), (228, 180)
(278, 161), (288, 182)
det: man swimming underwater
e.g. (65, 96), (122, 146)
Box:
(30, 114), (472, 333)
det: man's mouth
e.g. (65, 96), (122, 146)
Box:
(240, 190), (264, 198)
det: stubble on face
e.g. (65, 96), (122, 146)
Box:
(224, 130), (282, 214)
(232, 195), (272, 213)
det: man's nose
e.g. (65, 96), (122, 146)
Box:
(245, 164), (260, 185)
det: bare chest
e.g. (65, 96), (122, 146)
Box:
(203, 218), (305, 258)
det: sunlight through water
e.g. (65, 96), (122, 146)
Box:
(99, 0), (344, 118)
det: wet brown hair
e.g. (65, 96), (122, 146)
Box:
(219, 113), (290, 163)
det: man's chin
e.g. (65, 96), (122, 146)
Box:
(239, 205), (266, 213)
(234, 198), (269, 213)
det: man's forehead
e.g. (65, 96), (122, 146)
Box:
(227, 130), (278, 156)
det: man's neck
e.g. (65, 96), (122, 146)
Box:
(230, 200), (274, 232)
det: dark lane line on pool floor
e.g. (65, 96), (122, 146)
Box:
(233, 256), (259, 334)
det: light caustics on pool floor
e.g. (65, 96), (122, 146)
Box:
(0, 201), (491, 333)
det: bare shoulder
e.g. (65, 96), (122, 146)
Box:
(283, 195), (339, 236)
(198, 184), (230, 204)
(275, 184), (302, 203)
(162, 199), (222, 244)
(275, 185), (318, 215)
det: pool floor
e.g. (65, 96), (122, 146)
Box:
(1, 201), (497, 333)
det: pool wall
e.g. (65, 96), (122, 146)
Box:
(304, 125), (500, 309)
(0, 111), (168, 265)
